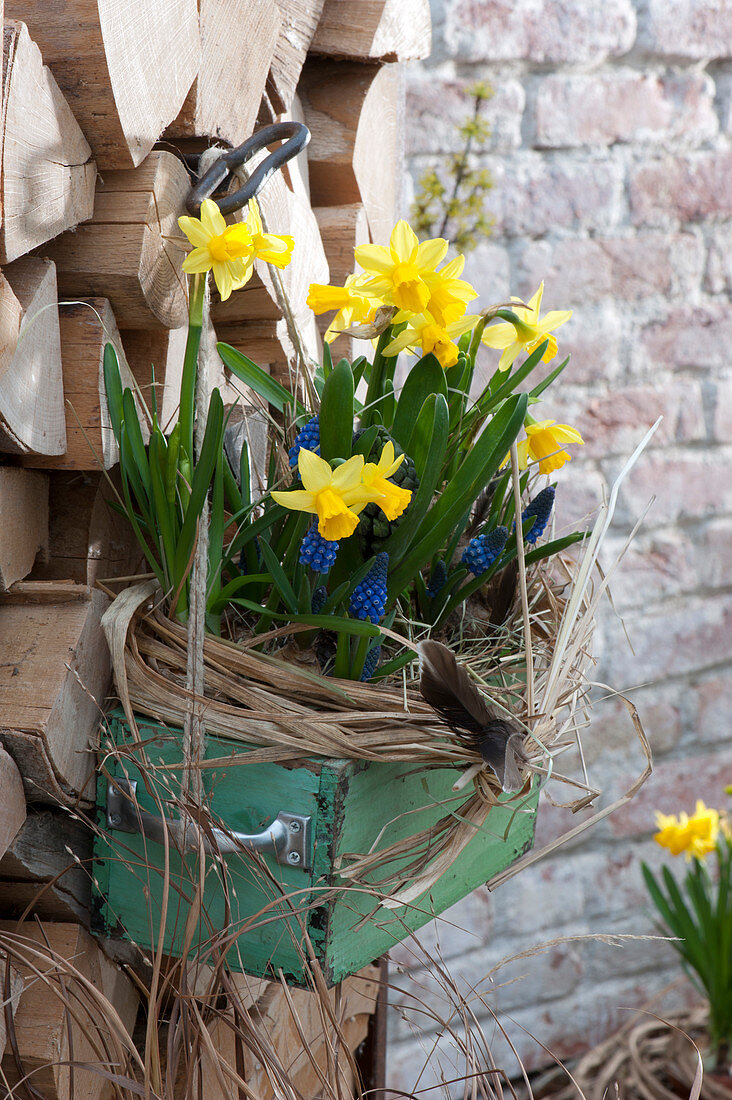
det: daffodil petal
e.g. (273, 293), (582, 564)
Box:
(213, 261), (234, 301)
(297, 448), (335, 492)
(182, 248), (215, 274)
(355, 244), (393, 275)
(271, 489), (315, 511)
(390, 220), (419, 260)
(498, 343), (519, 371)
(330, 454), (365, 491)
(178, 216), (212, 248)
(200, 198), (227, 238)
(415, 236), (449, 270)
(383, 331), (414, 357)
(527, 282), (544, 318)
(481, 322), (516, 349)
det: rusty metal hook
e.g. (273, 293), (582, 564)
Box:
(185, 121), (310, 216)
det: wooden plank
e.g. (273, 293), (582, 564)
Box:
(267, 0), (326, 114)
(0, 257), (66, 456)
(167, 0), (281, 147)
(0, 921), (139, 1100)
(24, 298), (140, 471)
(0, 21), (95, 263)
(4, 0), (199, 169)
(0, 745), (25, 860)
(312, 0), (431, 61)
(46, 151), (190, 330)
(0, 584), (111, 806)
(0, 468), (48, 589)
(198, 964), (380, 1099)
(299, 59), (403, 243)
(0, 809), (91, 923)
(30, 470), (145, 588)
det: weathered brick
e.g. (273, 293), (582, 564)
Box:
(705, 224), (732, 293)
(406, 73), (525, 155)
(496, 155), (624, 237)
(444, 0), (636, 64)
(535, 71), (717, 149)
(696, 518), (732, 591)
(615, 448), (732, 527)
(642, 305), (732, 370)
(463, 240), (511, 303)
(693, 670), (732, 745)
(643, 0), (732, 59)
(516, 233), (704, 305)
(578, 380), (706, 460)
(583, 680), (685, 758)
(608, 748), (732, 838)
(630, 150), (732, 226)
(712, 375), (732, 441)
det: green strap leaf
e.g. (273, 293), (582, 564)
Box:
(319, 357), (354, 462)
(217, 342), (303, 415)
(391, 353), (447, 450)
(386, 393), (449, 562)
(103, 343), (124, 444)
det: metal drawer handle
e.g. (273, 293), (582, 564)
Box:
(106, 780), (312, 871)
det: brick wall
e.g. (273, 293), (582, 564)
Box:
(388, 0), (732, 1085)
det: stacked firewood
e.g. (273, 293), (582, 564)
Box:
(0, 0), (430, 1094)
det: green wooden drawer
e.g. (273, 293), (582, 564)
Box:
(94, 710), (538, 985)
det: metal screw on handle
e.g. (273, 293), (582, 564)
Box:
(106, 779), (312, 872)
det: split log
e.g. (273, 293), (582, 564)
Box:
(0, 958), (23, 1059)
(24, 298), (139, 471)
(4, 0), (199, 169)
(198, 964), (381, 1100)
(167, 0), (281, 148)
(267, 0), (326, 115)
(46, 151), (190, 330)
(0, 258), (66, 456)
(0, 809), (91, 924)
(278, 95), (311, 202)
(311, 0), (431, 61)
(299, 59), (404, 243)
(0, 468), (48, 588)
(30, 471), (145, 588)
(0, 746), (25, 860)
(0, 21), (95, 263)
(0, 921), (139, 1100)
(120, 326), (186, 432)
(0, 582), (111, 806)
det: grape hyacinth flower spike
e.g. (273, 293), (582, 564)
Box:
(300, 524), (338, 573)
(350, 552), (388, 623)
(461, 526), (509, 575)
(361, 644), (382, 681)
(289, 415), (320, 468)
(522, 486), (555, 544)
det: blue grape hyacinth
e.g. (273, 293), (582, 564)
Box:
(349, 552), (388, 623)
(289, 415), (320, 468)
(426, 559), (448, 598)
(361, 644), (382, 681)
(299, 523), (338, 573)
(522, 486), (555, 544)
(311, 585), (328, 614)
(461, 525), (509, 575)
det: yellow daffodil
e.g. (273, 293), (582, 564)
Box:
(271, 449), (377, 541)
(178, 198), (255, 301)
(307, 274), (378, 343)
(245, 198), (294, 269)
(482, 282), (572, 371)
(516, 419), (584, 475)
(383, 312), (480, 370)
(361, 443), (413, 521)
(654, 801), (721, 861)
(355, 221), (448, 315)
(422, 254), (479, 327)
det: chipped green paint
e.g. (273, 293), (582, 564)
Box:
(94, 711), (538, 985)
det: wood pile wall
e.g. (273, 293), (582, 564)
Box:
(0, 0), (430, 1093)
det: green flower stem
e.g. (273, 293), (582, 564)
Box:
(351, 633), (371, 681)
(362, 327), (394, 429)
(179, 273), (206, 461)
(334, 627), (352, 679)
